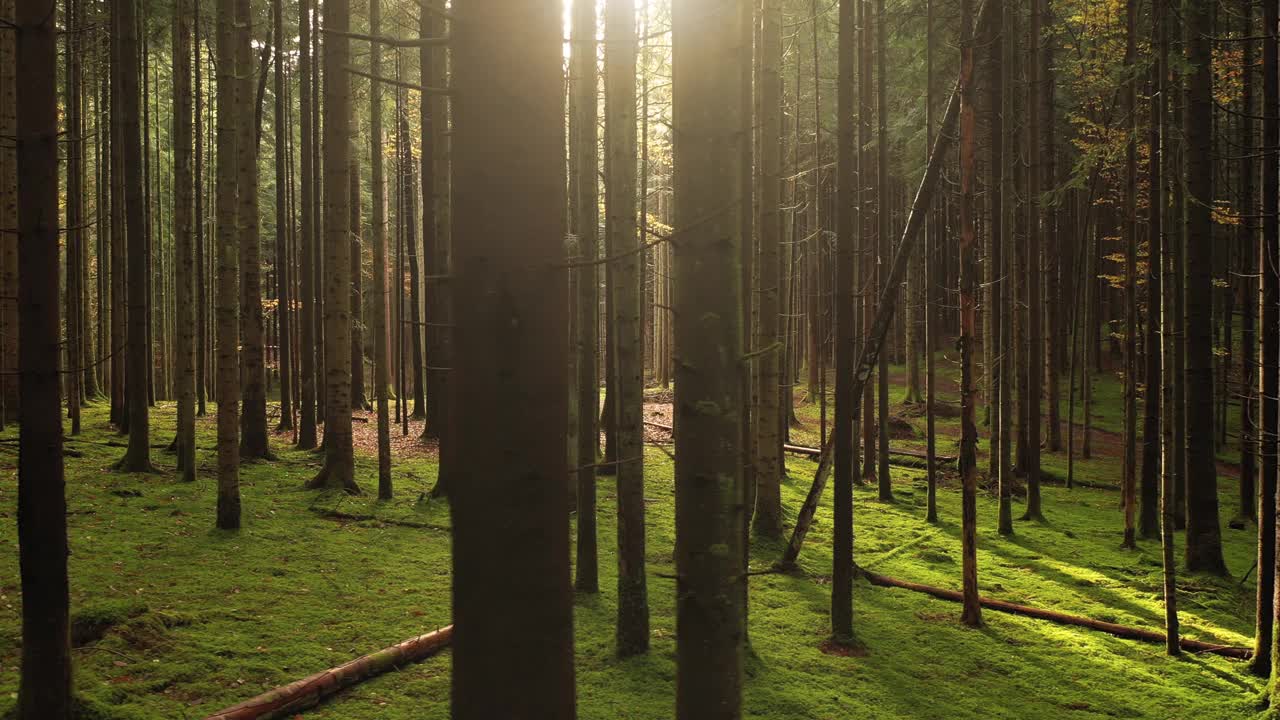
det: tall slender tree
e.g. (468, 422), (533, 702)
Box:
(175, 0), (197, 483)
(369, 0), (392, 500)
(606, 0), (650, 659)
(274, 0), (293, 432)
(308, 0), (360, 494)
(238, 0), (270, 460)
(832, 0), (858, 646)
(958, 0), (983, 627)
(215, 0), (242, 529)
(117, 0), (155, 473)
(1121, 0), (1138, 549)
(754, 0), (785, 538)
(1258, 0), (1280, 679)
(14, 0), (72, 715)
(572, 0), (601, 594)
(672, 0), (746, 714)
(1023, 0), (1045, 521)
(1182, 0), (1227, 575)
(297, 0), (319, 450)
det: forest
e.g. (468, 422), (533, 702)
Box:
(2, 0), (1279, 717)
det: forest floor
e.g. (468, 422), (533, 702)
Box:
(0, 365), (1268, 719)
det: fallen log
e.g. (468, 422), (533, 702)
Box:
(860, 569), (1250, 660)
(203, 626), (454, 720)
(781, 441), (955, 464)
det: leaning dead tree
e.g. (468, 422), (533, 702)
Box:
(778, 0), (996, 571)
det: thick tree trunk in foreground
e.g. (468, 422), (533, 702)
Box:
(215, 0), (242, 529)
(15, 1), (73, 715)
(673, 0), (746, 716)
(449, 2), (575, 717)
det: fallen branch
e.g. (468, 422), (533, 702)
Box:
(860, 569), (1250, 660)
(780, 441), (956, 464)
(203, 626), (454, 720)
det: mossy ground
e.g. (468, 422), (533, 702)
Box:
(0, 363), (1266, 718)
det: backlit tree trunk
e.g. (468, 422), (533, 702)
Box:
(450, 0), (575, 715)
(215, 0), (241, 529)
(672, 0), (746, 715)
(175, 0), (197, 482)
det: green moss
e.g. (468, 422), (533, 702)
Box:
(0, 395), (1263, 719)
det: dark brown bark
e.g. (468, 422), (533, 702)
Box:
(175, 0), (197, 482)
(117, 0), (155, 473)
(831, 0), (857, 646)
(957, 0), (983, 627)
(15, 0), (73, 715)
(370, 0), (392, 500)
(1258, 0), (1280, 680)
(215, 0), (241, 529)
(449, 2), (574, 716)
(296, 0), (318, 450)
(273, 0), (292, 432)
(308, 0), (360, 495)
(571, 0), (599, 593)
(1182, 0), (1228, 576)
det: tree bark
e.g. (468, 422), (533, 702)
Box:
(309, 0), (360, 495)
(215, 0), (242, 529)
(296, 0), (318, 450)
(571, 0), (600, 594)
(1182, 0), (1228, 575)
(1258, 0), (1280, 679)
(449, 2), (575, 716)
(606, 0), (649, 658)
(370, 0), (392, 500)
(175, 0), (197, 482)
(673, 0), (746, 715)
(15, 0), (73, 715)
(958, 0), (983, 627)
(754, 0), (785, 539)
(238, 0), (271, 461)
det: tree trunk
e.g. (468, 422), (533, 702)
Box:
(673, 0), (746, 713)
(273, 0), (292, 432)
(309, 0), (360, 495)
(15, 0), (73, 715)
(237, 0), (270, 461)
(118, 0), (154, 472)
(754, 0), (785, 539)
(296, 0), (318, 450)
(1121, 0), (1138, 549)
(215, 0), (242, 529)
(606, 0), (649, 658)
(449, 2), (574, 716)
(1023, 0), (1044, 521)
(174, 0), (197, 483)
(875, 0), (893, 504)
(349, 135), (365, 413)
(369, 0), (392, 500)
(831, 0), (858, 647)
(1257, 0), (1280, 679)
(957, 0), (983, 628)
(571, 0), (600, 594)
(1182, 0), (1227, 575)
(1139, 0), (1164, 540)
